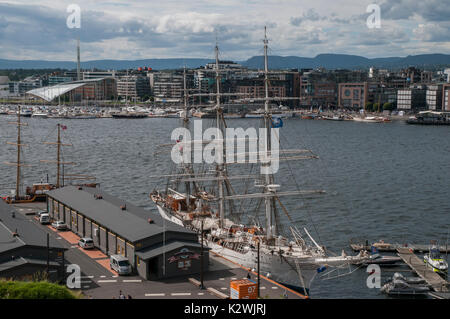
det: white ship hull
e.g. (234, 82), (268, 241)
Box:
(207, 240), (318, 293)
(156, 205), (317, 293)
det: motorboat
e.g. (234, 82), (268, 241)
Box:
(322, 115), (344, 121)
(32, 111), (48, 118)
(424, 245), (448, 275)
(389, 272), (426, 285)
(364, 253), (402, 265)
(360, 246), (402, 265)
(380, 278), (430, 296)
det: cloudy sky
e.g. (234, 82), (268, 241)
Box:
(0, 0), (449, 61)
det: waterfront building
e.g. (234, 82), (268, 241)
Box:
(83, 70), (121, 80)
(299, 80), (336, 108)
(338, 82), (368, 109)
(150, 72), (184, 102)
(237, 84), (286, 99)
(397, 85), (427, 111)
(48, 76), (73, 86)
(443, 84), (450, 111)
(47, 186), (208, 280)
(426, 85), (443, 110)
(27, 77), (117, 102)
(117, 75), (150, 101)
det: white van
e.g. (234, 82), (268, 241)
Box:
(110, 255), (132, 275)
(39, 213), (51, 224)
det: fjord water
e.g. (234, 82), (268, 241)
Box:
(0, 116), (448, 298)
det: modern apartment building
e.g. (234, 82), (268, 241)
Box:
(426, 85), (443, 110)
(397, 85), (427, 110)
(443, 84), (450, 111)
(117, 75), (151, 101)
(150, 72), (184, 102)
(338, 82), (368, 109)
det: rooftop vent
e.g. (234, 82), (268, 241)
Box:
(120, 205), (126, 211)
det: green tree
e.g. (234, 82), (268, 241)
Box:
(373, 103), (380, 112)
(365, 102), (373, 112)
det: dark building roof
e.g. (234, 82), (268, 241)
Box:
(135, 241), (203, 260)
(0, 257), (60, 273)
(47, 186), (195, 244)
(0, 200), (65, 254)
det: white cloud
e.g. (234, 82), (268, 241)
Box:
(0, 0), (448, 61)
(155, 12), (222, 34)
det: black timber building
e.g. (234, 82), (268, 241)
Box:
(46, 186), (208, 280)
(0, 200), (67, 281)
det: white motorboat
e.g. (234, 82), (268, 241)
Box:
(424, 245), (448, 275)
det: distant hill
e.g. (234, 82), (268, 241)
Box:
(243, 53), (450, 70)
(0, 58), (214, 70)
(0, 54), (449, 70)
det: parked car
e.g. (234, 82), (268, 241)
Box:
(78, 237), (94, 249)
(110, 255), (132, 275)
(37, 210), (47, 217)
(39, 213), (51, 224)
(51, 220), (67, 230)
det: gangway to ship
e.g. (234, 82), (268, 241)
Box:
(319, 262), (363, 281)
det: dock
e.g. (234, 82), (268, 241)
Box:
(396, 247), (449, 294)
(350, 242), (450, 253)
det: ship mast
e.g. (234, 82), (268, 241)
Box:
(263, 26), (276, 240)
(15, 106), (22, 198)
(4, 105), (29, 200)
(183, 66), (191, 211)
(41, 124), (74, 188)
(215, 42), (225, 227)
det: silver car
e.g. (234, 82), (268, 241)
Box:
(78, 237), (94, 249)
(51, 220), (67, 230)
(110, 255), (132, 275)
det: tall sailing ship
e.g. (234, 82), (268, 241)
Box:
(150, 28), (367, 294)
(2, 109), (97, 203)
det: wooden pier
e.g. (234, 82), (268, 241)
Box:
(396, 247), (449, 293)
(351, 242), (450, 253)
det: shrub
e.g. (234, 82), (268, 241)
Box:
(0, 280), (78, 299)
